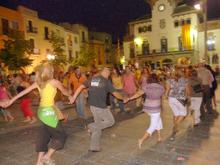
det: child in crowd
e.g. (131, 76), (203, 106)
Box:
(0, 80), (14, 122)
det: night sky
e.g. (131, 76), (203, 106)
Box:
(1, 0), (220, 42)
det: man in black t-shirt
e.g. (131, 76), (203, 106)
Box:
(70, 67), (124, 152)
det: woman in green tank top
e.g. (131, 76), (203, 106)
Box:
(3, 62), (70, 165)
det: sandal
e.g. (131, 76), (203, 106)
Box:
(42, 157), (55, 165)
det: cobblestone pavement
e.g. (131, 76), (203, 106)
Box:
(0, 97), (220, 165)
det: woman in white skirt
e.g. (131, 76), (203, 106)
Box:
(126, 73), (165, 148)
(166, 70), (190, 138)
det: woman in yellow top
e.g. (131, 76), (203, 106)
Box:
(110, 66), (125, 113)
(4, 62), (70, 165)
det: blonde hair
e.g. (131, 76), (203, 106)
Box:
(34, 62), (54, 88)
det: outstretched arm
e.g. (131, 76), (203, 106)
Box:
(127, 90), (144, 102)
(7, 82), (38, 107)
(112, 91), (124, 101)
(51, 79), (70, 97)
(69, 84), (86, 104)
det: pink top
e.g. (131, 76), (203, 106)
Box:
(123, 73), (137, 95)
(0, 86), (9, 100)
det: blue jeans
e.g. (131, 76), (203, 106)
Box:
(75, 93), (85, 118)
(110, 89), (124, 112)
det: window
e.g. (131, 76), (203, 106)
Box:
(44, 27), (49, 40)
(67, 35), (72, 46)
(178, 36), (183, 51)
(68, 50), (73, 60)
(147, 25), (152, 31)
(29, 39), (35, 52)
(181, 19), (185, 26)
(74, 37), (78, 43)
(212, 54), (219, 64)
(186, 19), (191, 25)
(130, 47), (135, 58)
(142, 41), (150, 55)
(82, 31), (85, 42)
(207, 36), (215, 51)
(138, 27), (142, 33)
(28, 20), (33, 32)
(174, 20), (179, 28)
(161, 37), (168, 53)
(1, 19), (9, 34)
(11, 21), (19, 30)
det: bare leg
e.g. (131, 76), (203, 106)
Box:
(8, 114), (14, 121)
(41, 148), (56, 165)
(138, 132), (150, 149)
(157, 130), (161, 142)
(44, 148), (56, 159)
(36, 152), (45, 165)
(30, 116), (37, 124)
(23, 116), (31, 122)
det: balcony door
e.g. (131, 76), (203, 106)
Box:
(161, 37), (168, 53)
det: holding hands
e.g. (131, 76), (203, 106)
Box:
(0, 99), (13, 108)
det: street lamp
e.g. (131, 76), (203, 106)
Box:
(47, 53), (55, 60)
(194, 0), (208, 63)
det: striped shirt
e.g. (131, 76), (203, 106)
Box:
(142, 83), (165, 113)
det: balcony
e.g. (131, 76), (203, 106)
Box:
(133, 48), (194, 58)
(26, 26), (38, 34)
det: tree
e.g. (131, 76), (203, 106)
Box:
(48, 31), (67, 66)
(0, 30), (33, 72)
(71, 45), (96, 67)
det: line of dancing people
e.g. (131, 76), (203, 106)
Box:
(0, 61), (218, 165)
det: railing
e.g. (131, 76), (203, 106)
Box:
(26, 26), (38, 33)
(134, 48), (194, 57)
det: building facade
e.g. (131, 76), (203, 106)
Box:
(0, 5), (81, 73)
(89, 31), (113, 65)
(123, 0), (220, 69)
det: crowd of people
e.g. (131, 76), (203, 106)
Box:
(0, 61), (218, 165)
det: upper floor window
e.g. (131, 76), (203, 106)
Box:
(186, 19), (191, 25)
(174, 20), (179, 28)
(2, 19), (9, 35)
(138, 25), (152, 33)
(28, 20), (33, 32)
(68, 49), (73, 60)
(67, 35), (73, 46)
(29, 39), (35, 52)
(207, 36), (215, 51)
(161, 37), (168, 53)
(44, 27), (49, 40)
(11, 21), (19, 30)
(181, 19), (185, 26)
(82, 31), (85, 42)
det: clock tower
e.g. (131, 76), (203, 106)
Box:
(146, 0), (183, 8)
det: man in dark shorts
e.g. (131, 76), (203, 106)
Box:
(70, 67), (125, 152)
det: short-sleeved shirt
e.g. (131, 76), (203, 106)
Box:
(188, 77), (203, 97)
(167, 77), (187, 100)
(123, 73), (137, 95)
(69, 73), (87, 92)
(83, 75), (116, 108)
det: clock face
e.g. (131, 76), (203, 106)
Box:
(158, 4), (165, 11)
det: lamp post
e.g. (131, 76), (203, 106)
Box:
(47, 53), (55, 60)
(194, 0), (208, 63)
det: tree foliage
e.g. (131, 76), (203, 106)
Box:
(0, 30), (33, 71)
(48, 31), (67, 66)
(71, 45), (96, 67)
